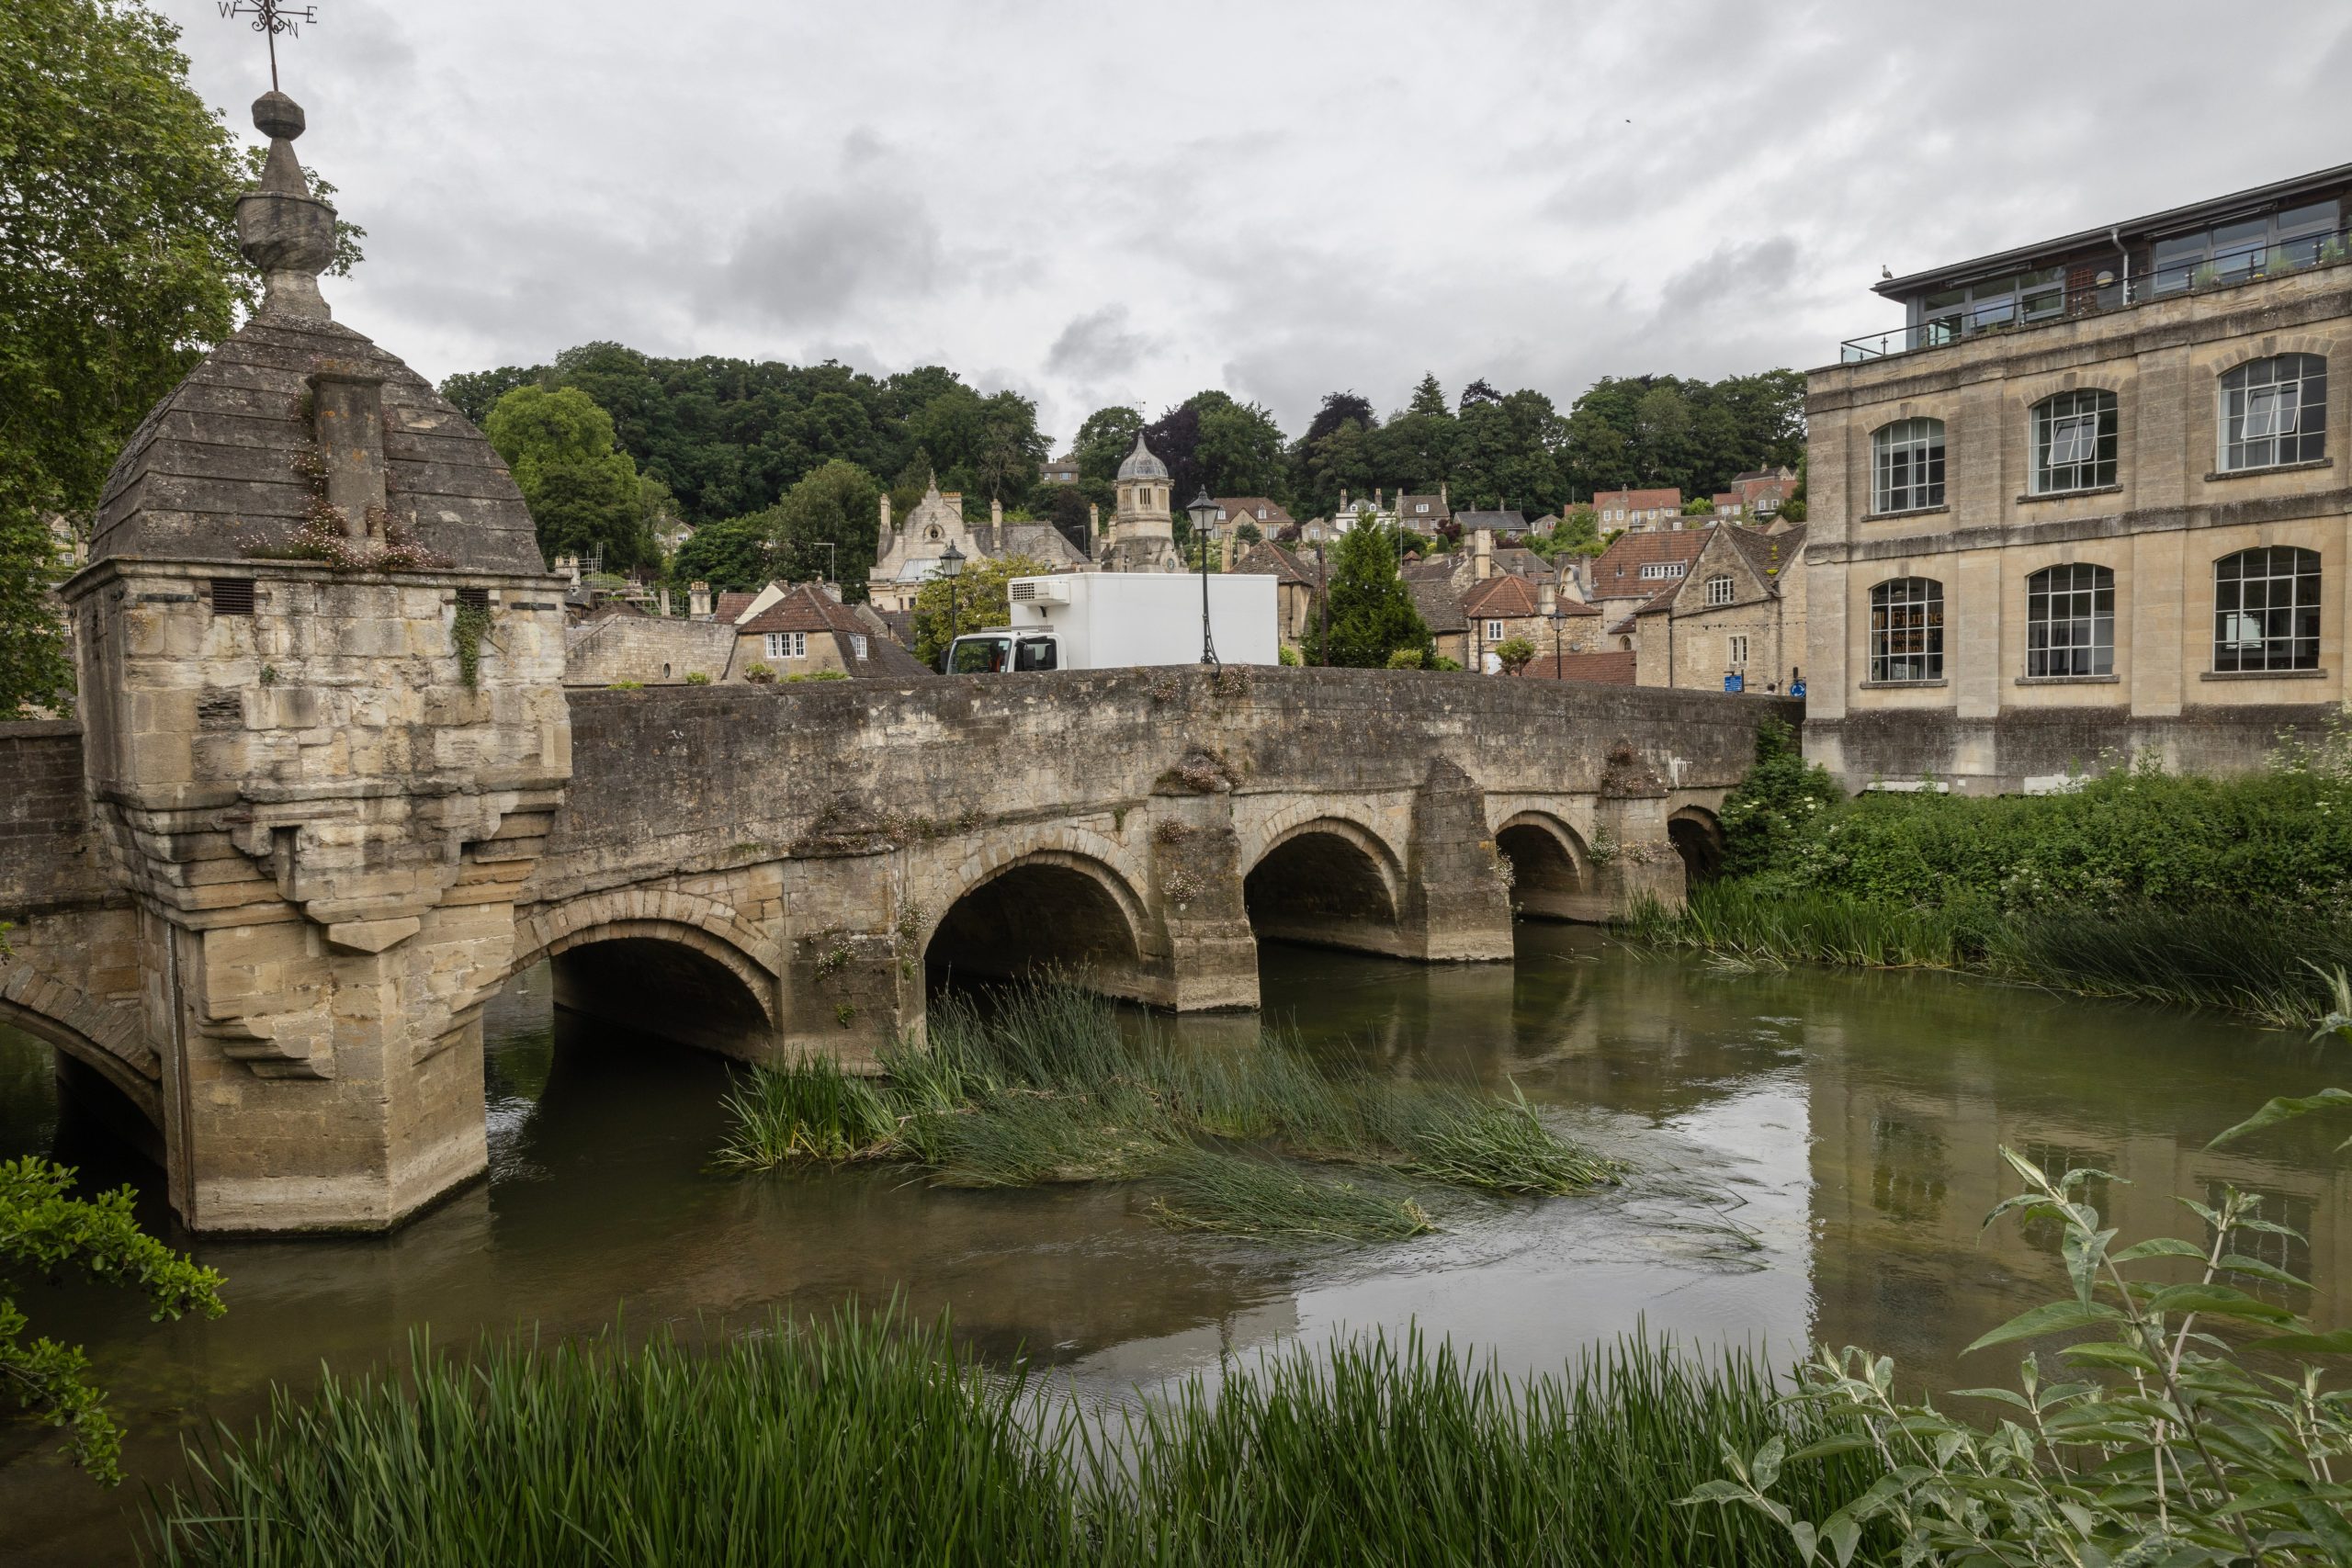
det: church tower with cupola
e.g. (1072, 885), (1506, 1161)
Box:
(1106, 434), (1180, 572)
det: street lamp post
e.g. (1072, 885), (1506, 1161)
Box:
(1187, 490), (1221, 667)
(937, 543), (965, 671)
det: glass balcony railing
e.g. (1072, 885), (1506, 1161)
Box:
(1838, 224), (2352, 363)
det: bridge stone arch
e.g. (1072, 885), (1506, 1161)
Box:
(1667, 804), (1726, 886)
(1240, 808), (1411, 956)
(1490, 809), (1605, 922)
(513, 889), (781, 1058)
(0, 960), (161, 1129)
(921, 835), (1159, 1003)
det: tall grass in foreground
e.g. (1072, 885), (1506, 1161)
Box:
(148, 1307), (1877, 1568)
(1625, 883), (2352, 1025)
(716, 984), (1615, 1240)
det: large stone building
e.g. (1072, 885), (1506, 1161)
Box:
(1806, 162), (2352, 791)
(1102, 434), (1182, 572)
(867, 477), (1088, 612)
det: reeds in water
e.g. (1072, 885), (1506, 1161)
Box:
(147, 1306), (1075, 1568)
(148, 1307), (1878, 1568)
(715, 983), (1617, 1241)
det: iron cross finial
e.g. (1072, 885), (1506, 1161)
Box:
(218, 1), (319, 94)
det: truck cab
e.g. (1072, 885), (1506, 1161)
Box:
(941, 628), (1059, 674)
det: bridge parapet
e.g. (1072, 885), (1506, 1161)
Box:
(520, 671), (1796, 1060)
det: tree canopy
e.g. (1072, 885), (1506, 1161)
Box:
(482, 386), (656, 572)
(0, 0), (360, 716)
(443, 347), (1053, 534)
(1309, 522), (1432, 670)
(908, 552), (1052, 667)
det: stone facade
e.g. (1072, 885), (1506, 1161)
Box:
(1806, 187), (2352, 791)
(46, 90), (571, 1233)
(1634, 525), (1807, 693)
(1104, 434), (1181, 572)
(564, 610), (736, 685)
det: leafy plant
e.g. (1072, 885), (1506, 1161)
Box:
(3, 1156), (226, 1482)
(683, 670), (711, 685)
(744, 660), (775, 683)
(1494, 635), (1537, 674)
(449, 597), (491, 689)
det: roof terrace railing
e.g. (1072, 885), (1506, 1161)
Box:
(1838, 225), (2352, 363)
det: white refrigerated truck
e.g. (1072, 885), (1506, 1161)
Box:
(940, 572), (1280, 673)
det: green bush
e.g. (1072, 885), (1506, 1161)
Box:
(1278, 643), (1302, 667)
(683, 671), (711, 685)
(1386, 647), (1430, 671)
(1636, 723), (2352, 1020)
(743, 661), (775, 683)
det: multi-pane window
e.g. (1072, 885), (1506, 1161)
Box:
(2220, 355), (2327, 472)
(2025, 563), (2114, 677)
(1485, 620), (1504, 641)
(1871, 418), (1945, 513)
(2032, 390), (2118, 493)
(1869, 577), (1944, 682)
(2214, 547), (2322, 671)
(1726, 635), (1748, 666)
(1638, 561), (1684, 580)
(765, 631), (807, 660)
(1704, 574), (1735, 605)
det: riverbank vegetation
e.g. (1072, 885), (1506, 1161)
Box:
(716, 984), (1614, 1241)
(1, 1156), (224, 1480)
(146, 1307), (1876, 1567)
(1696, 996), (2352, 1562)
(1626, 720), (2352, 1022)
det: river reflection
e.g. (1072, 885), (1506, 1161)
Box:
(5, 928), (2351, 1563)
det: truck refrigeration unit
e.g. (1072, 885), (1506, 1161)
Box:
(940, 572), (1280, 673)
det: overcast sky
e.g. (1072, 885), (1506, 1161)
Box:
(176, 0), (2352, 450)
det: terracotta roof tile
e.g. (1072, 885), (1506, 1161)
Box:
(1589, 525), (1713, 599)
(1521, 650), (1637, 684)
(713, 590), (758, 624)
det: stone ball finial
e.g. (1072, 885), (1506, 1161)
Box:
(253, 91), (306, 141)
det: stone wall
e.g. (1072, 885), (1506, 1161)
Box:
(563, 614), (736, 686)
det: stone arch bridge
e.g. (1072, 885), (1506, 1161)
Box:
(0, 671), (1792, 1231)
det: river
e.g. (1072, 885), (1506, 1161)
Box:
(6, 925), (2350, 1562)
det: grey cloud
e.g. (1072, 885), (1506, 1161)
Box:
(703, 188), (942, 330)
(165, 0), (2352, 434)
(1046, 307), (1154, 380)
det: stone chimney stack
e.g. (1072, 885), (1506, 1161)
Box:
(1475, 528), (1494, 580)
(656, 584), (672, 617)
(1088, 502), (1101, 538)
(689, 581), (711, 620)
(879, 493), (893, 536)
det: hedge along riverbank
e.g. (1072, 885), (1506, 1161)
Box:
(1624, 720), (2352, 1023)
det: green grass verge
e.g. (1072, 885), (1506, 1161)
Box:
(148, 1307), (1877, 1567)
(716, 983), (1616, 1239)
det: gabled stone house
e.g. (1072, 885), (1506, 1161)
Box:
(1633, 525), (1808, 692)
(736, 583), (933, 680)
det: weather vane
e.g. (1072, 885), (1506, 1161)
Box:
(218, 0), (318, 94)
